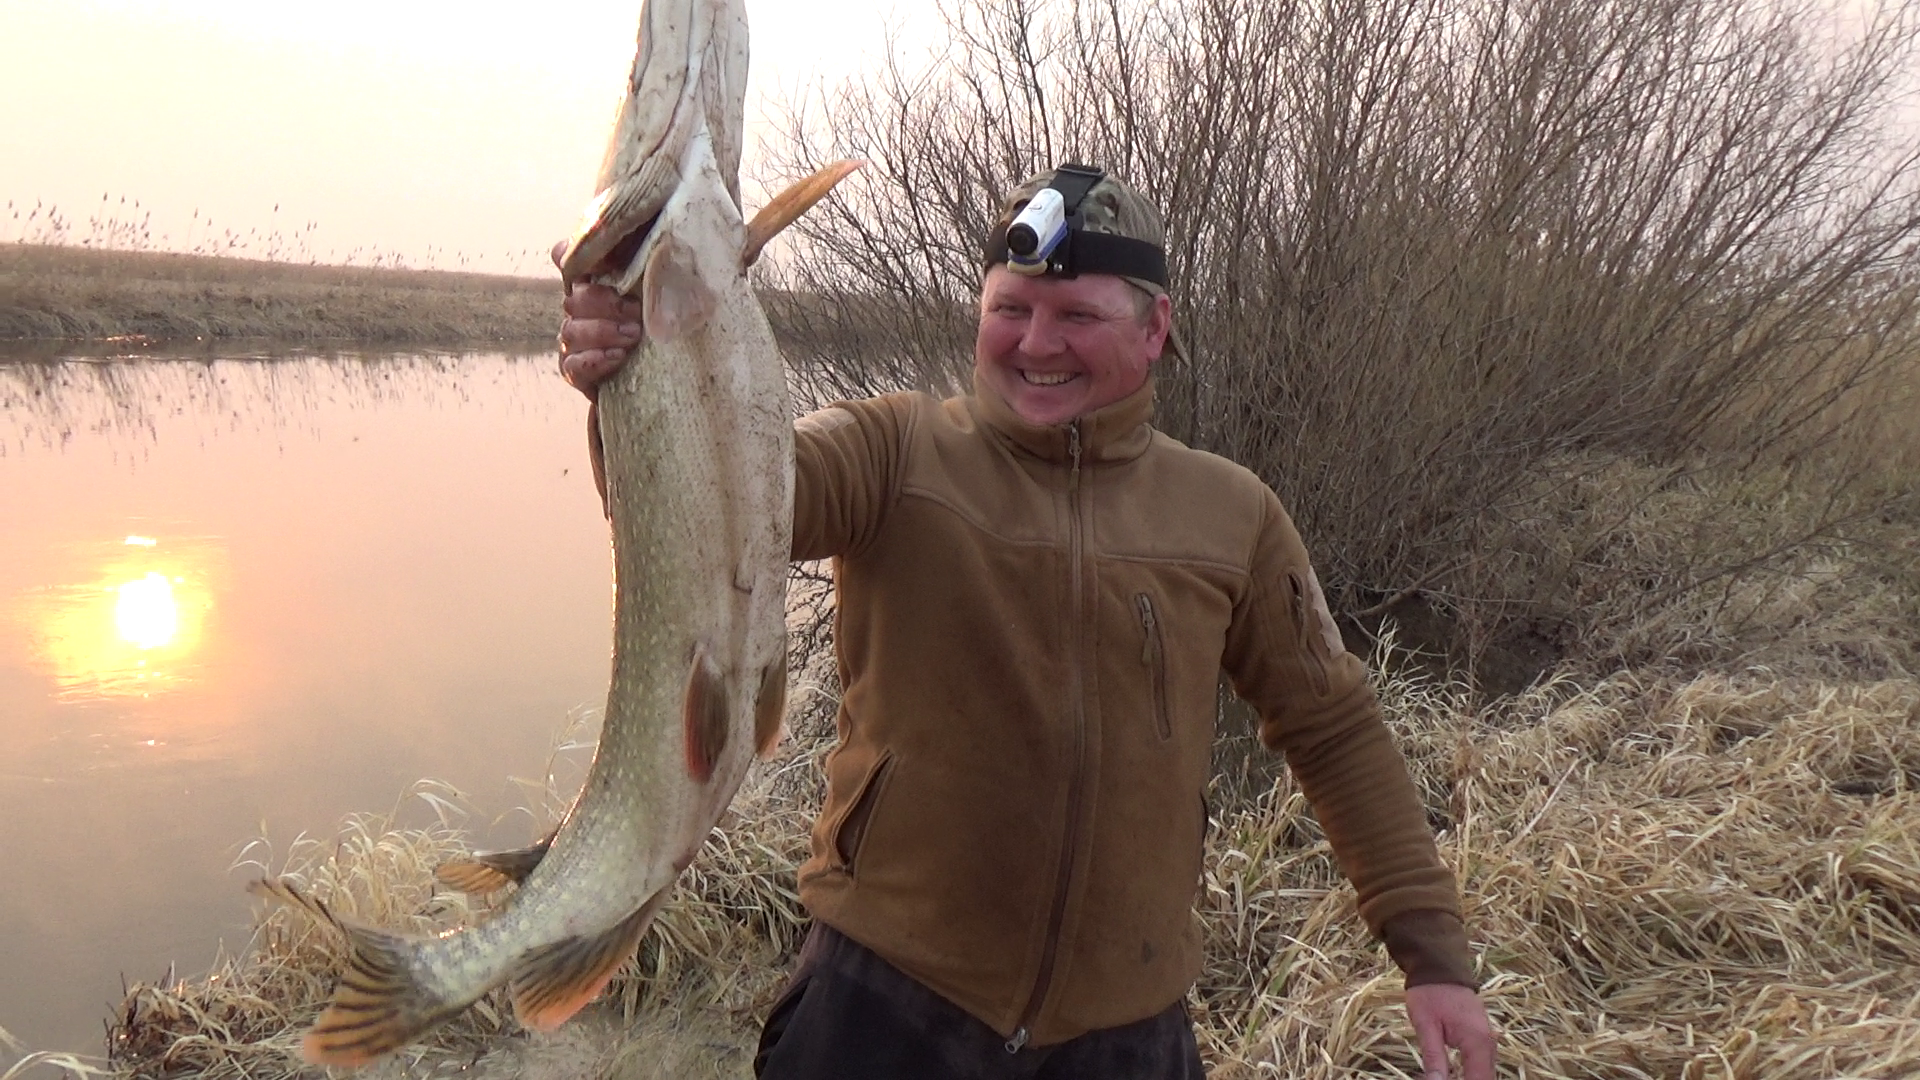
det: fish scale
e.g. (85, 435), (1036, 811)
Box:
(246, 0), (859, 1063)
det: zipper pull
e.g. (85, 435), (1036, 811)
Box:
(1006, 1027), (1031, 1054)
(1068, 421), (1083, 490)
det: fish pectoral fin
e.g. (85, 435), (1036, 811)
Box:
(247, 878), (455, 1065)
(683, 642), (733, 783)
(741, 159), (865, 269)
(509, 887), (670, 1033)
(638, 229), (721, 344)
(435, 831), (556, 895)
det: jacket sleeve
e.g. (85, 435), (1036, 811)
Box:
(791, 394), (910, 561)
(1220, 489), (1477, 989)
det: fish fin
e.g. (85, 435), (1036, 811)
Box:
(509, 888), (669, 1033)
(638, 230), (720, 344)
(560, 155), (679, 287)
(753, 652), (787, 758)
(435, 831), (556, 895)
(247, 878), (457, 1065)
(741, 159), (864, 269)
(683, 643), (732, 783)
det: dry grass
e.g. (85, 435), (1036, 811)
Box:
(0, 245), (559, 344)
(1199, 661), (1920, 1078)
(74, 605), (1919, 1079)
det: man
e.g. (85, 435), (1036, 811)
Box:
(557, 166), (1496, 1080)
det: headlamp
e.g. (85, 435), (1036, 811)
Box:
(984, 163), (1168, 287)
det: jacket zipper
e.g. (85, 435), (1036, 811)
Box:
(1136, 593), (1172, 740)
(1009, 420), (1087, 1053)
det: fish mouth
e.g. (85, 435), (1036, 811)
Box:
(1020, 370), (1081, 387)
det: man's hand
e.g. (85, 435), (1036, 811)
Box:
(552, 240), (642, 400)
(1406, 983), (1495, 1080)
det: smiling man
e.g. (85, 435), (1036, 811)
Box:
(557, 165), (1495, 1080)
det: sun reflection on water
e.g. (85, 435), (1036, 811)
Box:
(18, 535), (221, 700)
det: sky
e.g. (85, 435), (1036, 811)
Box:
(0, 0), (926, 275)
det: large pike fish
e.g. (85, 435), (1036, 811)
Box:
(249, 0), (858, 1063)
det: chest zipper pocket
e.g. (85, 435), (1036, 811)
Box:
(832, 750), (895, 879)
(1287, 572), (1332, 697)
(1135, 593), (1173, 741)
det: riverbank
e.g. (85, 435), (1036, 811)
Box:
(0, 245), (557, 344)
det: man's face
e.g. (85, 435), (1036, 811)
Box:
(975, 267), (1172, 426)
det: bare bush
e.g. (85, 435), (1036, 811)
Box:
(758, 0), (1920, 683)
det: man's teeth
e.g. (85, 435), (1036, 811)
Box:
(1021, 370), (1077, 386)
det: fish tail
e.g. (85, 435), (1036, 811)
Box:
(247, 878), (462, 1065)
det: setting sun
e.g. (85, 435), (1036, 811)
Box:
(115, 572), (180, 650)
(16, 536), (221, 700)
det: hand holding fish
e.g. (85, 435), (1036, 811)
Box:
(552, 240), (639, 400)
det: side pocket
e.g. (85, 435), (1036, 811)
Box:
(1135, 592), (1173, 741)
(833, 749), (895, 877)
(1286, 572), (1332, 696)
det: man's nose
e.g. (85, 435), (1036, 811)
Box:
(1018, 309), (1067, 356)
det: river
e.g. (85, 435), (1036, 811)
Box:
(0, 345), (615, 1065)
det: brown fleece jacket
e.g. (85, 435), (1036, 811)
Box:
(787, 373), (1474, 1047)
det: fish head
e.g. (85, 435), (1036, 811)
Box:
(559, 0), (749, 292)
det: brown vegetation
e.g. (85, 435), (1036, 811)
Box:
(762, 0), (1920, 681)
(0, 245), (559, 344)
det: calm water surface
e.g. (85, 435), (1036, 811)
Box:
(0, 347), (615, 1063)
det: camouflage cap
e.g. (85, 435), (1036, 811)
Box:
(986, 166), (1187, 365)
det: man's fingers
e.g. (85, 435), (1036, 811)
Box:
(550, 239), (569, 271)
(561, 349), (628, 394)
(1458, 1024), (1497, 1080)
(564, 283), (645, 322)
(1410, 1004), (1450, 1080)
(560, 314), (643, 355)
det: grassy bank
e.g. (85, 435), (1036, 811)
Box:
(0, 245), (559, 344)
(27, 461), (1906, 1080)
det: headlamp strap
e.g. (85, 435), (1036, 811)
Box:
(1048, 163), (1106, 224)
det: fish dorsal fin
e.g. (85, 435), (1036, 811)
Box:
(741, 159), (865, 269)
(434, 831), (557, 895)
(640, 230), (720, 343)
(246, 878), (458, 1065)
(509, 887), (671, 1032)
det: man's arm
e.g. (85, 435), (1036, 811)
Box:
(1220, 489), (1494, 1078)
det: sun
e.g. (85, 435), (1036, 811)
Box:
(115, 572), (181, 650)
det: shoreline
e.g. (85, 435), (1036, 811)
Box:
(0, 244), (560, 344)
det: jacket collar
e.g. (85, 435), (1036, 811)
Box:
(969, 368), (1157, 466)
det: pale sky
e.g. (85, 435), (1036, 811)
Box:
(0, 0), (929, 275)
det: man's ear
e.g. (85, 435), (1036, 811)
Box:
(1144, 291), (1173, 360)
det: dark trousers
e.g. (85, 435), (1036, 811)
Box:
(754, 925), (1206, 1080)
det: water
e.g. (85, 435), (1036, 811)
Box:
(0, 346), (616, 1064)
